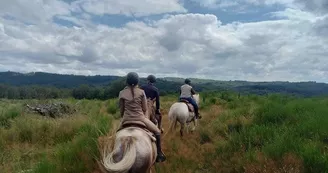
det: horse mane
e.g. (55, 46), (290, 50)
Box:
(192, 93), (200, 105)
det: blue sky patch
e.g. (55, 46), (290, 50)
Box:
(52, 0), (287, 28)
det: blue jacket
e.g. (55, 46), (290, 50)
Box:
(140, 83), (160, 111)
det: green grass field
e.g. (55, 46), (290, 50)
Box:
(1, 92), (328, 173)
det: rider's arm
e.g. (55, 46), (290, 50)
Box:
(119, 98), (124, 117)
(142, 91), (147, 114)
(155, 89), (160, 111)
(191, 88), (196, 95)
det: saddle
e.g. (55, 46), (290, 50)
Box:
(119, 121), (156, 142)
(179, 99), (195, 112)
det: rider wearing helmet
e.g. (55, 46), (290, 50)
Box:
(118, 72), (166, 162)
(179, 78), (202, 119)
(141, 75), (163, 131)
(141, 75), (161, 115)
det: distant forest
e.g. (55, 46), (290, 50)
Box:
(1, 71), (328, 100)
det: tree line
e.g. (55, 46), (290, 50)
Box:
(1, 71), (328, 99)
(0, 77), (181, 100)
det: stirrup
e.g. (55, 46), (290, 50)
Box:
(156, 153), (166, 162)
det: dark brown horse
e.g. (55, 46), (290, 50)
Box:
(146, 98), (164, 133)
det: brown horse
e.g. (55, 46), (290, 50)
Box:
(146, 98), (164, 133)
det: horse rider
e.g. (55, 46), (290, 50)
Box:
(179, 78), (202, 119)
(140, 75), (162, 127)
(118, 72), (166, 162)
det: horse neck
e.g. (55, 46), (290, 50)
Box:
(147, 99), (155, 110)
(147, 99), (155, 105)
(146, 99), (155, 118)
(193, 95), (199, 104)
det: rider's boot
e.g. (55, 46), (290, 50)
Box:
(155, 134), (166, 162)
(157, 114), (164, 133)
(196, 113), (202, 119)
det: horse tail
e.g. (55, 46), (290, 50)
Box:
(164, 118), (174, 137)
(173, 118), (178, 130)
(102, 136), (136, 173)
(164, 106), (177, 137)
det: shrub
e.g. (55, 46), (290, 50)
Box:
(0, 106), (21, 128)
(107, 100), (118, 115)
(199, 130), (211, 144)
(254, 101), (290, 125)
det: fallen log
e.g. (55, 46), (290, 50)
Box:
(26, 102), (76, 118)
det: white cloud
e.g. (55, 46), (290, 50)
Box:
(190, 0), (239, 8)
(0, 0), (327, 82)
(191, 0), (328, 16)
(190, 0), (294, 9)
(0, 0), (187, 25)
(0, 0), (70, 24)
(270, 8), (318, 21)
(245, 0), (294, 6)
(72, 0), (187, 17)
(312, 16), (328, 37)
(294, 0), (328, 15)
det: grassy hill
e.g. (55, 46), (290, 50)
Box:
(0, 71), (119, 88)
(1, 71), (328, 99)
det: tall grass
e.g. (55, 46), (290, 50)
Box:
(1, 92), (328, 173)
(0, 102), (22, 128)
(211, 93), (328, 172)
(0, 99), (113, 173)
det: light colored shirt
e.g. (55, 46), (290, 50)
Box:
(180, 84), (193, 98)
(119, 86), (147, 121)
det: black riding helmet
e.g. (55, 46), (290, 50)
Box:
(126, 72), (139, 86)
(147, 75), (156, 83)
(185, 78), (191, 84)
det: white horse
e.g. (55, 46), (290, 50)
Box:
(100, 126), (157, 173)
(166, 94), (200, 137)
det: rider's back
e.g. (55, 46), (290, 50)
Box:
(180, 84), (192, 98)
(141, 84), (159, 99)
(119, 86), (146, 120)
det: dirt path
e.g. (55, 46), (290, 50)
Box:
(154, 104), (222, 173)
(96, 101), (223, 173)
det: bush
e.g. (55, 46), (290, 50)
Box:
(254, 101), (291, 125)
(107, 99), (118, 115)
(199, 130), (211, 144)
(301, 143), (328, 173)
(0, 106), (21, 128)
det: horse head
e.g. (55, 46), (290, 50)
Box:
(192, 93), (200, 105)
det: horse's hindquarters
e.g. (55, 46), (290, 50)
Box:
(116, 128), (157, 172)
(167, 102), (198, 137)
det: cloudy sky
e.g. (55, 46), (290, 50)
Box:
(0, 0), (327, 82)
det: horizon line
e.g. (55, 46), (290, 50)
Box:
(0, 70), (324, 84)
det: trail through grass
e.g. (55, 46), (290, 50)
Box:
(1, 92), (328, 173)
